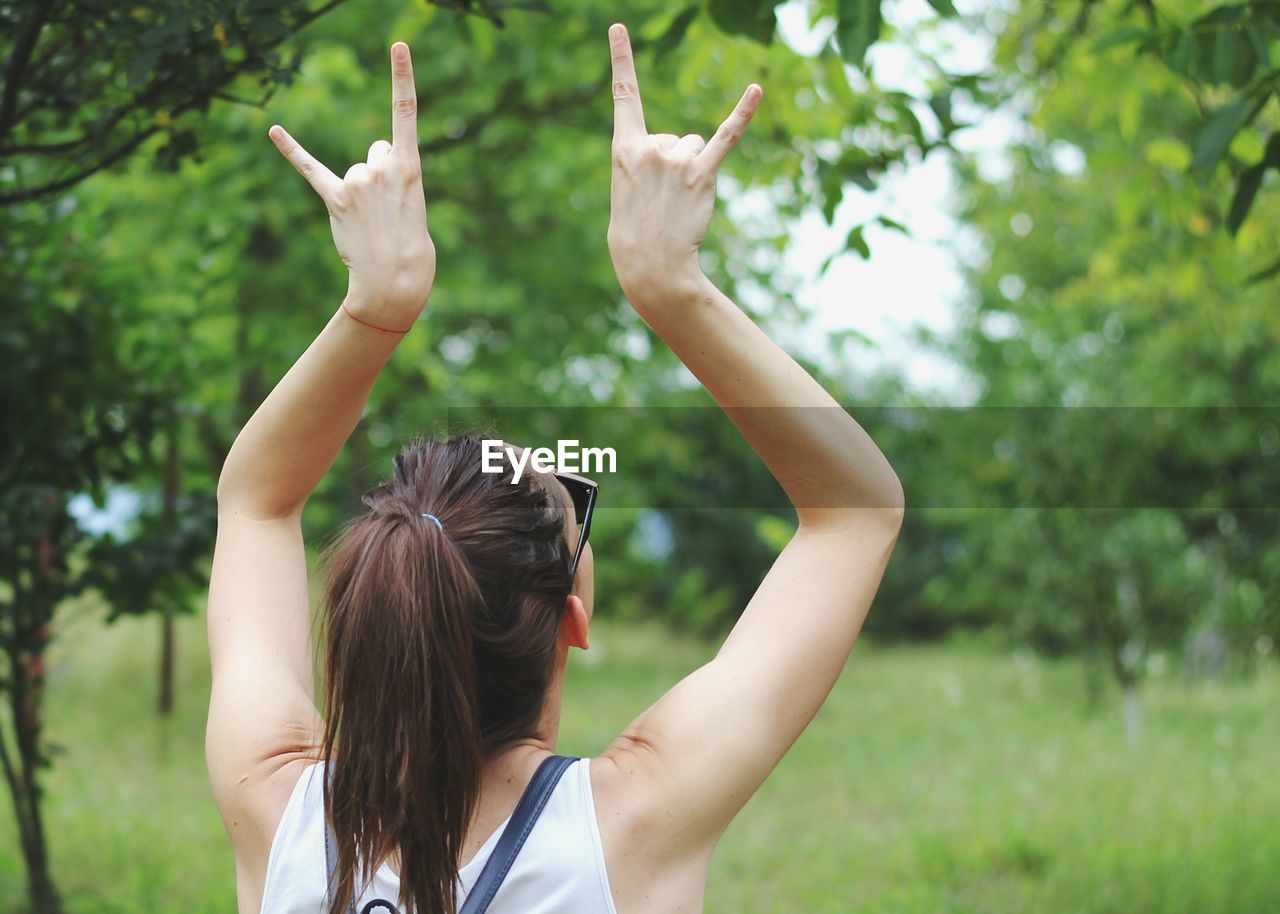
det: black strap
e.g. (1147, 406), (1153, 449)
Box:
(324, 755), (579, 914)
(459, 754), (578, 914)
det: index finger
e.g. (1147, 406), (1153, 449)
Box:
(268, 124), (342, 202)
(389, 42), (419, 155)
(698, 84), (762, 174)
(609, 23), (646, 143)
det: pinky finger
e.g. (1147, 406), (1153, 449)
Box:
(698, 84), (763, 174)
(269, 124), (342, 202)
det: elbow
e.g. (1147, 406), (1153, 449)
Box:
(796, 469), (905, 539)
(214, 433), (241, 509)
(862, 474), (906, 540)
(883, 472), (906, 529)
(214, 467), (247, 515)
(214, 485), (302, 522)
(214, 473), (234, 509)
(214, 464), (301, 522)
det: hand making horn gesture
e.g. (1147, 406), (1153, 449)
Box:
(268, 42), (435, 333)
(605, 22), (762, 309)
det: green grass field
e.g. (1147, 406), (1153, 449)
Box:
(3, 600), (1278, 914)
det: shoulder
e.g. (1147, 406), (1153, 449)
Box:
(587, 744), (718, 914)
(213, 753), (323, 913)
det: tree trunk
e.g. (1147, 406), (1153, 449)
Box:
(3, 546), (63, 914)
(1081, 651), (1105, 711)
(157, 418), (181, 717)
(158, 615), (175, 717)
(1107, 636), (1144, 747)
(1121, 684), (1143, 747)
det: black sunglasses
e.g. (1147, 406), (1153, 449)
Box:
(552, 471), (598, 582)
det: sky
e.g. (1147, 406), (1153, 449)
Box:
(757, 0), (1028, 399)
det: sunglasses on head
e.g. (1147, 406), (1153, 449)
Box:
(552, 471), (598, 582)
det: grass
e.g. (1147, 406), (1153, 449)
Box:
(2, 600), (1278, 913)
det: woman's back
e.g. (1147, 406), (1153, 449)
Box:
(260, 758), (616, 914)
(207, 24), (902, 914)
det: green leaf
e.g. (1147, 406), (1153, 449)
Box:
(1144, 137), (1192, 170)
(138, 26), (172, 49)
(653, 6), (699, 58)
(877, 215), (909, 234)
(1226, 161), (1265, 236)
(821, 182), (843, 223)
(818, 158), (856, 222)
(1246, 27), (1272, 71)
(846, 224), (871, 259)
(1203, 27), (1255, 86)
(1092, 26), (1150, 53)
(848, 167), (877, 191)
(929, 92), (954, 131)
(1195, 4), (1250, 27)
(924, 0), (957, 15)
(1264, 131), (1280, 168)
(706, 0), (776, 44)
(895, 99), (926, 148)
(127, 48), (162, 88)
(1190, 99), (1257, 173)
(1246, 255), (1280, 285)
(249, 16), (291, 39)
(835, 0), (882, 69)
(1162, 28), (1196, 77)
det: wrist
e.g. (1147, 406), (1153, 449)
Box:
(619, 262), (710, 314)
(341, 288), (427, 335)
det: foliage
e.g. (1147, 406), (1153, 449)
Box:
(1094, 1), (1280, 243)
(0, 193), (189, 913)
(0, 0), (361, 204)
(0, 0), (977, 906)
(1014, 0), (1280, 265)
(893, 0), (1280, 698)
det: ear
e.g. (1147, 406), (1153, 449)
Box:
(559, 594), (590, 651)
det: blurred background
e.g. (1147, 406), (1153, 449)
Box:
(2, 0), (1278, 911)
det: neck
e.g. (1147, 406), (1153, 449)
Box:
(486, 659), (567, 771)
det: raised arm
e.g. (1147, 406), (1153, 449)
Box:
(214, 42), (434, 521)
(205, 42), (434, 897)
(597, 20), (904, 885)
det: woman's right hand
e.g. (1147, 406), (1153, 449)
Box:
(605, 23), (761, 310)
(268, 42), (435, 331)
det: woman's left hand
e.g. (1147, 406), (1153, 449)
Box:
(606, 23), (761, 311)
(268, 42), (435, 328)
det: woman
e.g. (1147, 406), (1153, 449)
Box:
(206, 24), (904, 914)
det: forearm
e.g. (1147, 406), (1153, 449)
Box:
(630, 271), (903, 527)
(216, 302), (412, 520)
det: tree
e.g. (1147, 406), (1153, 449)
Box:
(2, 1), (975, 907)
(0, 200), (166, 913)
(1, 2), (349, 908)
(0, 0), (363, 204)
(914, 0), (1280, 729)
(977, 1), (1280, 259)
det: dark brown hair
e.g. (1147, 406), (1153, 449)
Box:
(320, 434), (575, 914)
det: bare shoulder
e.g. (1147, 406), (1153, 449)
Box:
(212, 750), (323, 914)
(588, 741), (718, 914)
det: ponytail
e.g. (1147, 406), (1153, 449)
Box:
(319, 436), (574, 914)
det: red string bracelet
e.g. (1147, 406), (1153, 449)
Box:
(341, 301), (413, 335)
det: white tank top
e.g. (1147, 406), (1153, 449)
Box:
(259, 758), (618, 914)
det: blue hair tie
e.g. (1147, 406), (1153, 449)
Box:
(420, 512), (444, 532)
